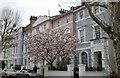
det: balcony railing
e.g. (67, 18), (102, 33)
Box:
(85, 66), (104, 71)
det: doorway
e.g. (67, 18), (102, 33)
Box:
(94, 52), (102, 71)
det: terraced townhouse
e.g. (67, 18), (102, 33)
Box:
(0, 0), (115, 76)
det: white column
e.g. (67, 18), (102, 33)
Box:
(67, 64), (74, 76)
(91, 51), (94, 67)
(91, 40), (95, 67)
(78, 64), (86, 76)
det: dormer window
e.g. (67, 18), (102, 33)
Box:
(94, 6), (99, 14)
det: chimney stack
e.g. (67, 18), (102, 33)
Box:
(81, 0), (90, 6)
(59, 9), (68, 14)
(30, 16), (37, 25)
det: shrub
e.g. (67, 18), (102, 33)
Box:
(15, 65), (21, 70)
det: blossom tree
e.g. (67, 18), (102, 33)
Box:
(26, 29), (78, 69)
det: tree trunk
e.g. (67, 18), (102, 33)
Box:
(109, 2), (120, 76)
(113, 40), (120, 76)
(49, 62), (54, 70)
(85, 2), (120, 76)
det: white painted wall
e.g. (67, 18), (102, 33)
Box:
(79, 64), (107, 76)
(38, 64), (74, 76)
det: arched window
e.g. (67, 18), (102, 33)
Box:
(65, 28), (70, 33)
(81, 52), (87, 65)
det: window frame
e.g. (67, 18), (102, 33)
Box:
(93, 6), (100, 14)
(94, 26), (101, 39)
(56, 21), (61, 27)
(66, 17), (70, 23)
(78, 28), (85, 43)
(65, 28), (70, 34)
(79, 10), (84, 19)
(81, 52), (88, 65)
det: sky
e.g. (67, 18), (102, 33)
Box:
(0, 0), (81, 26)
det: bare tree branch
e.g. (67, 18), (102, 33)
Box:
(91, 2), (108, 9)
(0, 7), (21, 52)
(85, 2), (113, 37)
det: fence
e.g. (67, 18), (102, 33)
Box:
(79, 64), (107, 76)
(38, 64), (107, 77)
(43, 64), (74, 76)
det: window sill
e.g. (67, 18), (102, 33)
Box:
(90, 37), (108, 41)
(78, 41), (90, 44)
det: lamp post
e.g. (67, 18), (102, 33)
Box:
(74, 54), (78, 78)
(0, 20), (4, 69)
(42, 58), (45, 78)
(0, 20), (3, 53)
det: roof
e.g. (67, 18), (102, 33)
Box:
(51, 11), (73, 21)
(32, 15), (50, 27)
(23, 24), (32, 32)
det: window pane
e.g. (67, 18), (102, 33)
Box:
(94, 6), (99, 14)
(57, 21), (61, 27)
(79, 29), (84, 42)
(65, 28), (70, 33)
(81, 52), (87, 64)
(95, 26), (100, 39)
(79, 11), (83, 19)
(66, 17), (70, 23)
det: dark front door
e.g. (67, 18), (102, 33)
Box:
(97, 52), (102, 70)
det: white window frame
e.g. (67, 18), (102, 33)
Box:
(79, 10), (84, 19)
(66, 17), (70, 23)
(79, 51), (89, 66)
(92, 6), (100, 14)
(65, 27), (70, 34)
(78, 28), (85, 43)
(56, 21), (61, 27)
(81, 52), (88, 64)
(94, 26), (101, 39)
(92, 24), (102, 39)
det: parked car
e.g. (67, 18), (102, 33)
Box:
(16, 69), (41, 78)
(0, 68), (3, 77)
(0, 67), (20, 78)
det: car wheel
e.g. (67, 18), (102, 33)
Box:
(35, 76), (38, 78)
(25, 75), (29, 78)
(36, 76), (42, 78)
(1, 76), (5, 78)
(16, 74), (19, 78)
(1, 76), (7, 78)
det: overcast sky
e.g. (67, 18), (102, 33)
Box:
(0, 0), (81, 26)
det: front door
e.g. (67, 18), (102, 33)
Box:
(94, 52), (102, 71)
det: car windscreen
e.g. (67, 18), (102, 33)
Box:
(22, 69), (34, 73)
